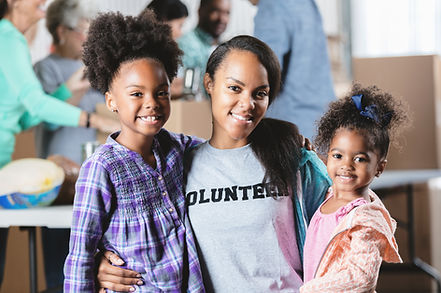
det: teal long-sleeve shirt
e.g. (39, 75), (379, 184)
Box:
(0, 19), (81, 167)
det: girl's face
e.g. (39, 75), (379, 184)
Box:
(205, 49), (270, 149)
(326, 128), (386, 198)
(105, 58), (171, 147)
(167, 17), (186, 40)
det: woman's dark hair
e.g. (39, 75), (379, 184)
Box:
(82, 10), (182, 94)
(0, 0), (8, 19)
(206, 35), (281, 105)
(206, 35), (300, 196)
(250, 118), (302, 197)
(315, 83), (410, 160)
(144, 0), (188, 21)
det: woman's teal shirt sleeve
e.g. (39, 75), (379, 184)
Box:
(294, 149), (332, 261)
(19, 84), (73, 130)
(299, 149), (332, 221)
(0, 24), (80, 127)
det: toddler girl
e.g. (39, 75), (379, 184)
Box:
(301, 84), (407, 292)
(63, 11), (204, 292)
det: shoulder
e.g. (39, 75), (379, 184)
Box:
(156, 128), (203, 152)
(300, 150), (328, 175)
(0, 20), (26, 51)
(178, 29), (197, 43)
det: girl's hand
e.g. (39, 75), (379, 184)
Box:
(96, 251), (143, 292)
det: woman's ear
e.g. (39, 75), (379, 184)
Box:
(203, 73), (213, 95)
(105, 91), (117, 113)
(56, 25), (66, 45)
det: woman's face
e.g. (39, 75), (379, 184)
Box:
(59, 18), (89, 59)
(11, 0), (46, 27)
(167, 17), (186, 40)
(205, 49), (270, 149)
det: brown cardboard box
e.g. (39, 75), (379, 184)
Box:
(164, 100), (212, 140)
(353, 55), (441, 170)
(96, 100), (212, 143)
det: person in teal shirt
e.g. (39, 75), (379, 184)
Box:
(0, 0), (118, 286)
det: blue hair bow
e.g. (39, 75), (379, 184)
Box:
(351, 94), (379, 123)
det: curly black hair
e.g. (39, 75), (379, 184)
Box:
(315, 83), (410, 160)
(82, 10), (182, 94)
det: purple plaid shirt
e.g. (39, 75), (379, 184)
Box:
(64, 130), (205, 292)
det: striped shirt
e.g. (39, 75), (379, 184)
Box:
(64, 130), (205, 292)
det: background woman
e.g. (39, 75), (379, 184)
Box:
(95, 35), (331, 292)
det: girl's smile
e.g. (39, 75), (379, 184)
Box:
(326, 128), (386, 199)
(105, 58), (171, 153)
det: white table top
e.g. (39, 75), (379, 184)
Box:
(1, 169), (440, 229)
(0, 205), (72, 228)
(371, 169), (441, 190)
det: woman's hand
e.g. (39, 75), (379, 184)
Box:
(65, 66), (90, 106)
(96, 251), (143, 292)
(89, 113), (120, 133)
(300, 135), (315, 151)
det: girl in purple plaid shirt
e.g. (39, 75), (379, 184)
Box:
(63, 11), (204, 292)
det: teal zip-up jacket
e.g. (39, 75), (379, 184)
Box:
(0, 19), (81, 167)
(294, 149), (332, 262)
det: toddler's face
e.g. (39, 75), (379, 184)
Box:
(326, 128), (386, 198)
(105, 58), (170, 144)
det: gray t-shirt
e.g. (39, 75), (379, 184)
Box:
(34, 54), (105, 164)
(185, 142), (303, 292)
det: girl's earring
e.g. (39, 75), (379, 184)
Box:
(112, 109), (118, 113)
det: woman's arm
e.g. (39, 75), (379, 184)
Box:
(300, 226), (385, 293)
(1, 35), (82, 127)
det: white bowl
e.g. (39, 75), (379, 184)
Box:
(0, 159), (65, 209)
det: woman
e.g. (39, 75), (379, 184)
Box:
(34, 0), (104, 165)
(96, 35), (331, 292)
(0, 0), (118, 167)
(0, 0), (117, 287)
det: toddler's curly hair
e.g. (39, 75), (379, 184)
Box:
(82, 10), (182, 94)
(315, 83), (410, 159)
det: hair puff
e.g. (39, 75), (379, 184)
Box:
(82, 10), (182, 94)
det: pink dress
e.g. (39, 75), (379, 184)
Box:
(303, 190), (368, 283)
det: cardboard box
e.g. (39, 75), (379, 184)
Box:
(164, 100), (212, 140)
(353, 55), (441, 170)
(96, 100), (212, 143)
